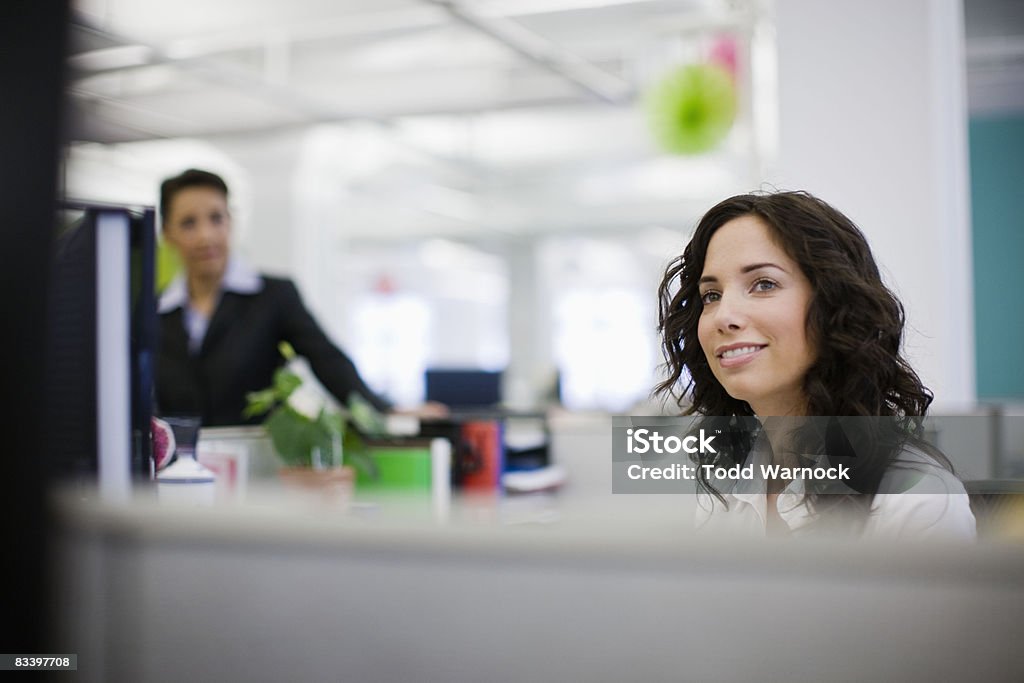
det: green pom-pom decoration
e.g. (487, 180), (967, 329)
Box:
(645, 63), (737, 155)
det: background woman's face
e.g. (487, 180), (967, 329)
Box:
(162, 186), (232, 281)
(696, 215), (815, 416)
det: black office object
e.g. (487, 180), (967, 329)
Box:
(46, 202), (156, 488)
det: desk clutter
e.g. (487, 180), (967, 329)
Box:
(182, 413), (566, 511)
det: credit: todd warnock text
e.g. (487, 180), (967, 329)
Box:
(611, 418), (851, 494)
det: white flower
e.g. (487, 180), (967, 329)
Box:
(287, 384), (325, 420)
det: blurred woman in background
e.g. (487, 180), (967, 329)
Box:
(156, 168), (444, 426)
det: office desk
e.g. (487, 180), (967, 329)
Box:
(53, 492), (1024, 683)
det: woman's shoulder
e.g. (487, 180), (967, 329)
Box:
(878, 444), (966, 495)
(245, 274), (298, 299)
(867, 443), (976, 540)
(257, 275), (291, 289)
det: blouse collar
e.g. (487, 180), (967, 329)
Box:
(158, 256), (263, 313)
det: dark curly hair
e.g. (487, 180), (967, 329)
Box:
(655, 191), (949, 519)
(657, 190), (932, 417)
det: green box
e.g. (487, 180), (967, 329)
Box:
(356, 442), (433, 493)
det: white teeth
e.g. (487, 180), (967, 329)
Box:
(721, 346), (762, 359)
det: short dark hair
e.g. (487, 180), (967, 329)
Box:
(159, 168), (229, 223)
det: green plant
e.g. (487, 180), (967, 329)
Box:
(244, 342), (375, 476)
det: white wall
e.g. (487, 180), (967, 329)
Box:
(207, 130), (305, 277)
(772, 0), (975, 409)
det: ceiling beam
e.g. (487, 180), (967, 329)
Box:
(423, 0), (635, 105)
(67, 13), (493, 178)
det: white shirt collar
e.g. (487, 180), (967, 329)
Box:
(697, 430), (821, 533)
(158, 257), (263, 313)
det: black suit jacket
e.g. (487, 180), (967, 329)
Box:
(156, 276), (389, 426)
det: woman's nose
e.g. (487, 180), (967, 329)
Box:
(194, 219), (216, 243)
(712, 293), (747, 332)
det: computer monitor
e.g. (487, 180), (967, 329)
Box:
(424, 368), (502, 409)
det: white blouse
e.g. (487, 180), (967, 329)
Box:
(695, 435), (977, 540)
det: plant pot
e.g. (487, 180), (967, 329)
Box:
(278, 465), (355, 507)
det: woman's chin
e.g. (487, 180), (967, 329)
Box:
(720, 382), (757, 406)
(190, 260), (227, 279)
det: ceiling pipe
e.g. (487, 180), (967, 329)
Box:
(423, 0), (635, 105)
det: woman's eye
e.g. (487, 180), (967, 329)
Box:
(752, 279), (777, 292)
(700, 291), (720, 305)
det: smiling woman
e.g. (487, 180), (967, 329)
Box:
(655, 191), (975, 539)
(694, 215), (816, 417)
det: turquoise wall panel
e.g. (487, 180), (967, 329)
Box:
(969, 115), (1024, 398)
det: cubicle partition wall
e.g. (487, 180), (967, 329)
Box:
(47, 202), (156, 494)
(53, 497), (1024, 683)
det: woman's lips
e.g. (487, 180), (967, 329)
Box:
(717, 345), (766, 369)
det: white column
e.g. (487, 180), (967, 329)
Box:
(210, 130), (305, 277)
(771, 0), (974, 408)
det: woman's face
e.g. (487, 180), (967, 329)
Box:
(162, 186), (231, 282)
(696, 215), (816, 416)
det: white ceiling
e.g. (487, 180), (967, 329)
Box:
(64, 0), (1024, 239)
(964, 0), (1024, 116)
(67, 0), (1024, 146)
(68, 0), (745, 143)
(66, 0), (768, 238)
